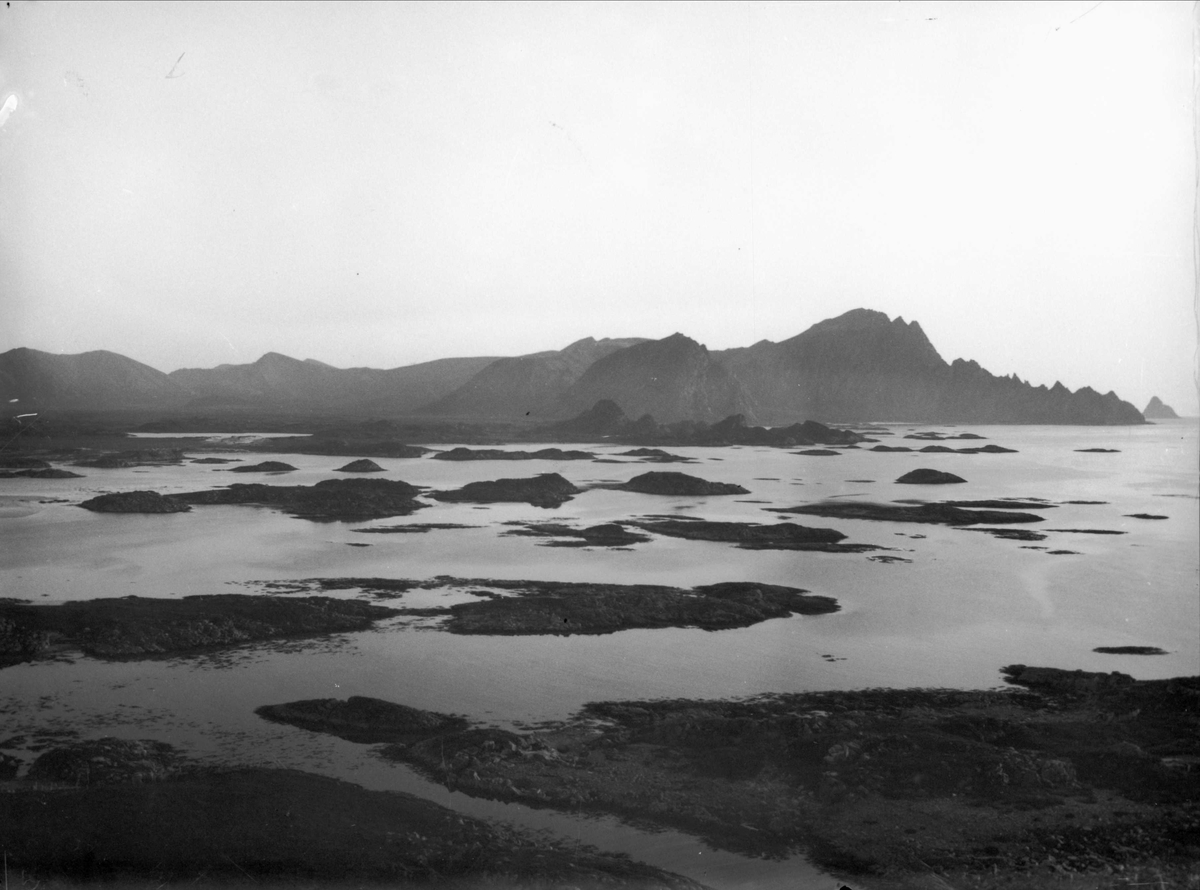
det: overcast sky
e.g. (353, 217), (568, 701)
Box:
(0, 1), (1195, 412)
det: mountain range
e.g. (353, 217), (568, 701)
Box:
(0, 309), (1146, 425)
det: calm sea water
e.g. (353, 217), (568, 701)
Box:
(2, 421), (1197, 889)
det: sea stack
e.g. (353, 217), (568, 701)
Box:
(1142, 397), (1179, 419)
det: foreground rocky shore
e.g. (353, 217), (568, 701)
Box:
(257, 667), (1199, 890)
(0, 739), (702, 890)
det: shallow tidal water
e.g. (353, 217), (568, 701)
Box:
(1, 420), (1197, 889)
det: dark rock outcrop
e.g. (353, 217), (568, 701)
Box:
(441, 579), (839, 635)
(173, 478), (426, 521)
(334, 459), (385, 473)
(433, 447), (594, 461)
(79, 491), (192, 514)
(0, 765), (702, 888)
(1093, 646), (1167, 655)
(256, 696), (468, 743)
(617, 448), (695, 463)
(230, 461), (297, 473)
(0, 467), (84, 478)
(0, 457), (51, 469)
(632, 519), (868, 552)
(429, 473), (580, 508)
(27, 738), (184, 785)
(1001, 665), (1136, 695)
(615, 472), (749, 496)
(769, 501), (1043, 526)
(505, 523), (652, 548)
(896, 468), (966, 485)
(0, 594), (399, 664)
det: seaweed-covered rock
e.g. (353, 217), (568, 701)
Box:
(616, 472), (748, 496)
(79, 491), (192, 514)
(27, 738), (184, 785)
(441, 579), (838, 635)
(895, 468), (966, 485)
(335, 459), (385, 473)
(256, 696), (468, 744)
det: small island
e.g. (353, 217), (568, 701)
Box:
(769, 500), (1043, 525)
(334, 458), (385, 472)
(895, 468), (967, 484)
(173, 478), (427, 521)
(230, 460), (298, 473)
(432, 447), (595, 461)
(613, 471), (749, 496)
(283, 576), (839, 635)
(428, 473), (580, 508)
(79, 490), (192, 514)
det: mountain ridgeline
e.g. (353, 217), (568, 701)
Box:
(0, 310), (1146, 425)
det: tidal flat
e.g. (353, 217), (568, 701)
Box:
(0, 420), (1196, 889)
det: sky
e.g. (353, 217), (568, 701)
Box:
(0, 1), (1195, 413)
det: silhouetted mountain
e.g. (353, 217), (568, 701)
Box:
(557, 334), (754, 424)
(169, 353), (497, 413)
(1, 309), (1148, 424)
(718, 309), (1144, 425)
(0, 348), (188, 411)
(423, 337), (645, 419)
(1142, 396), (1179, 419)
